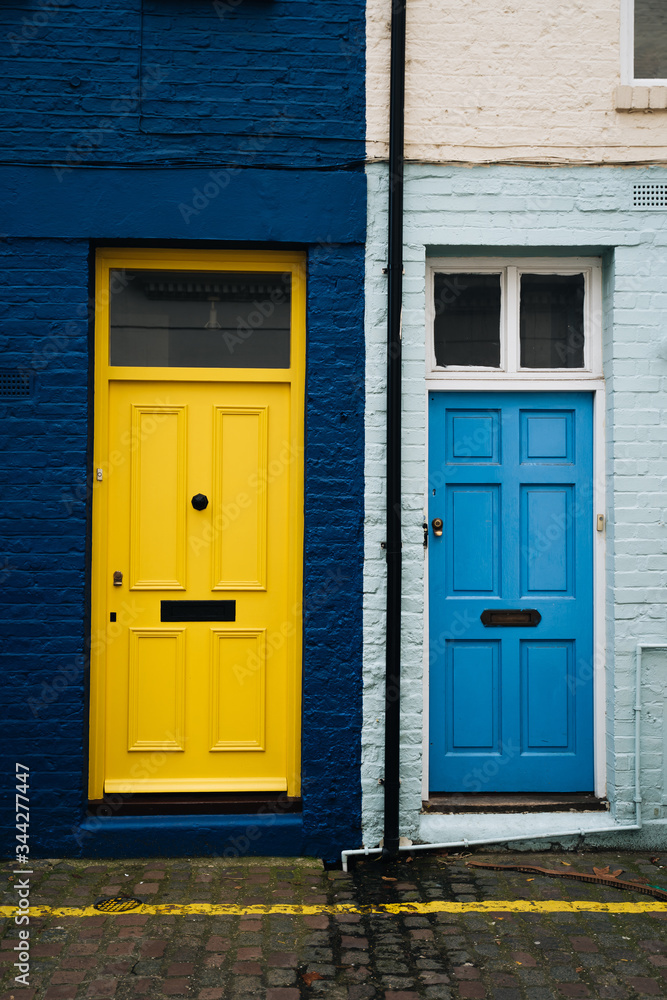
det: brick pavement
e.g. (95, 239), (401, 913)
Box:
(2, 851), (667, 999)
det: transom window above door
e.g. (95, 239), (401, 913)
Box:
(427, 258), (602, 378)
(109, 269), (291, 369)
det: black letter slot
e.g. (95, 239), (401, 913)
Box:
(480, 608), (541, 627)
(161, 600), (236, 622)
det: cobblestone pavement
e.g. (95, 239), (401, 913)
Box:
(2, 850), (667, 1000)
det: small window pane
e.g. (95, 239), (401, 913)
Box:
(109, 270), (291, 368)
(520, 273), (585, 369)
(635, 0), (667, 79)
(433, 273), (501, 367)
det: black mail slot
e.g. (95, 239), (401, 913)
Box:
(481, 608), (541, 627)
(161, 600), (236, 622)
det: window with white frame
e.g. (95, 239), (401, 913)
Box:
(427, 259), (602, 376)
(622, 0), (667, 85)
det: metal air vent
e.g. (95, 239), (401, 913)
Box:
(0, 370), (32, 398)
(633, 183), (667, 208)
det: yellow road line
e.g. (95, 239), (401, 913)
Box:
(1, 900), (665, 918)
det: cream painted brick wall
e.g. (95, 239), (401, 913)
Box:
(367, 0), (667, 163)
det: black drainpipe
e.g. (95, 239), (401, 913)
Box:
(383, 0), (406, 861)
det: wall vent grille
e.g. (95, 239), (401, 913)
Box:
(633, 183), (667, 208)
(0, 370), (32, 398)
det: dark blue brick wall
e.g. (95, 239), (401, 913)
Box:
(0, 234), (364, 862)
(302, 243), (364, 860)
(0, 239), (90, 855)
(0, 0), (365, 863)
(0, 0), (364, 168)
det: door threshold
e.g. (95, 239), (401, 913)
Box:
(88, 792), (302, 816)
(423, 793), (609, 814)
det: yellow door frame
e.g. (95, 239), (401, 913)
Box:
(89, 248), (306, 800)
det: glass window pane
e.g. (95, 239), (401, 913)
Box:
(433, 273), (501, 367)
(519, 273), (585, 369)
(635, 0), (667, 79)
(109, 270), (291, 368)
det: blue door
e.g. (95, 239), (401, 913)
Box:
(428, 391), (594, 792)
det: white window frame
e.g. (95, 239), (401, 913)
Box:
(621, 0), (667, 87)
(426, 257), (602, 381)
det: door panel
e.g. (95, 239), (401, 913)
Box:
(127, 628), (185, 750)
(447, 641), (500, 752)
(208, 628), (266, 751)
(521, 486), (573, 594)
(130, 406), (187, 589)
(521, 641), (573, 752)
(429, 391), (594, 792)
(103, 380), (294, 793)
(447, 485), (500, 594)
(212, 407), (268, 590)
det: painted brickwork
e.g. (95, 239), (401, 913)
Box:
(0, 224), (366, 863)
(301, 241), (366, 861)
(0, 0), (366, 863)
(366, 0), (667, 163)
(2, 0), (364, 168)
(0, 238), (90, 852)
(363, 162), (667, 849)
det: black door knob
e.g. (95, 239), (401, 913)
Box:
(191, 493), (209, 510)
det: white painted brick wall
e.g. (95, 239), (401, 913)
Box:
(363, 161), (667, 846)
(367, 0), (667, 163)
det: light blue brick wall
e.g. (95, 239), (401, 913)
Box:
(363, 162), (667, 848)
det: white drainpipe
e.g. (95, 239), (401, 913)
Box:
(341, 643), (665, 872)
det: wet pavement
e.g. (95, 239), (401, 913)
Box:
(2, 850), (667, 999)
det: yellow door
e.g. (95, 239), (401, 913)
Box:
(89, 250), (304, 798)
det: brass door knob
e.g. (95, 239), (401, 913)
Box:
(431, 518), (443, 537)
